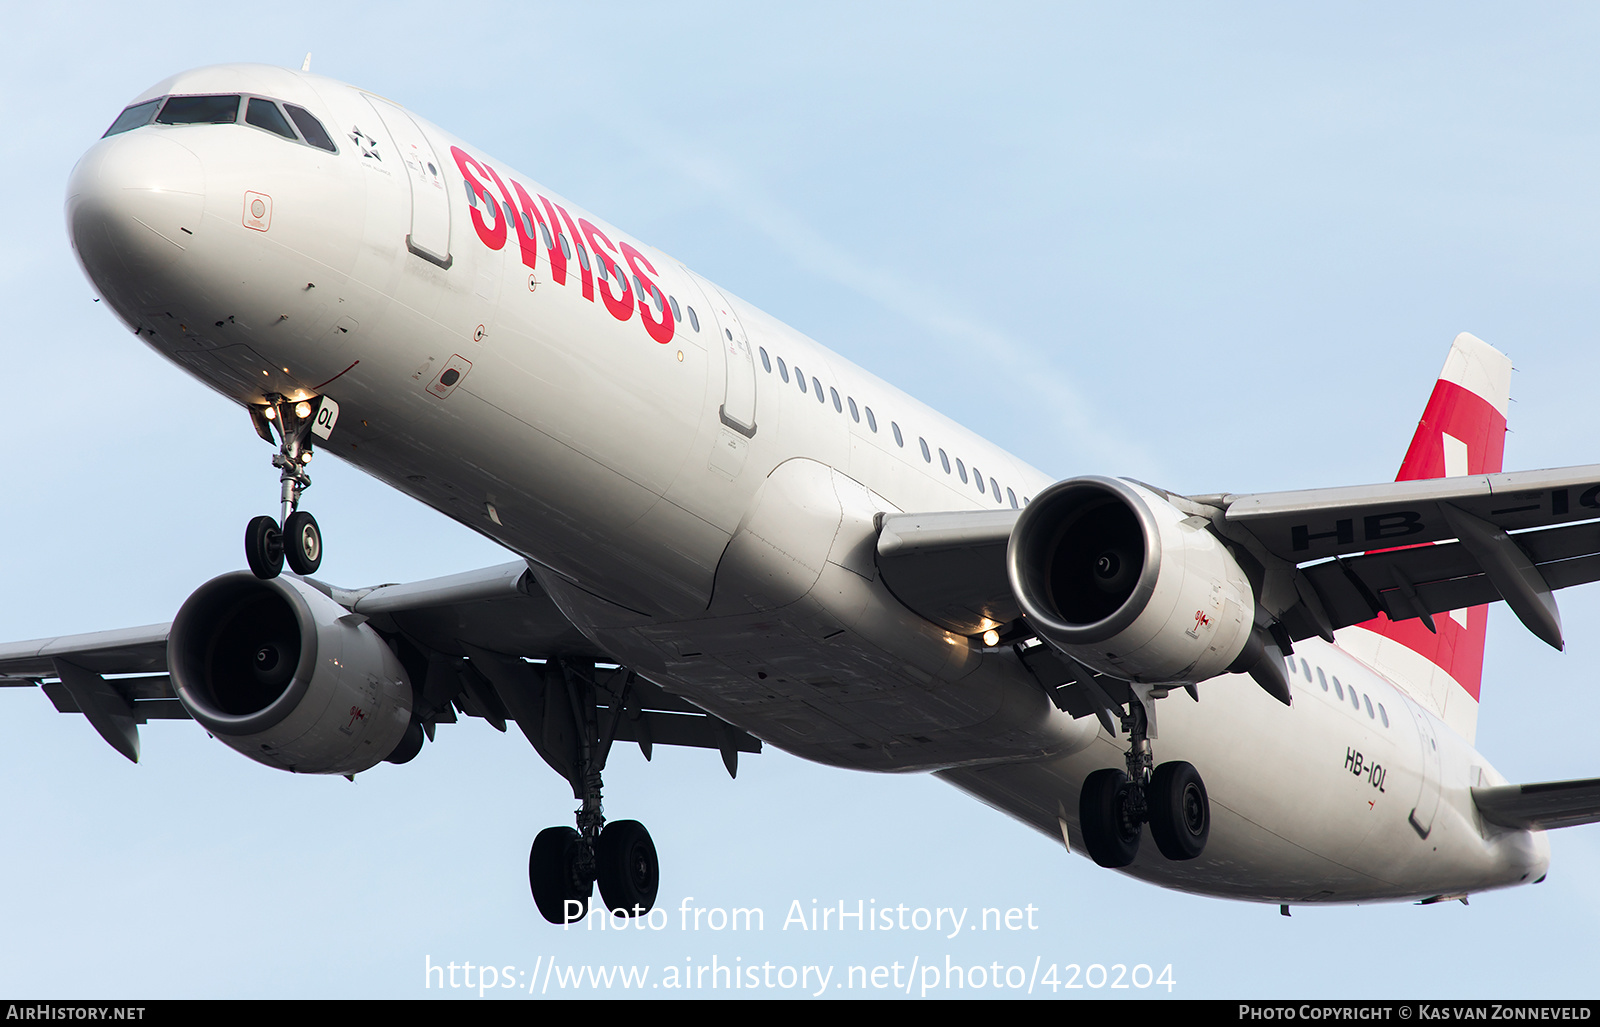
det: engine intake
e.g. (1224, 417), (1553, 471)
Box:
(168, 571), (413, 774)
(1007, 476), (1254, 684)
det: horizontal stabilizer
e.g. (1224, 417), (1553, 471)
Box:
(1473, 777), (1600, 830)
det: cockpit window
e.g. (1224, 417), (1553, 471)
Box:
(284, 104), (336, 152)
(157, 94), (241, 125)
(104, 98), (163, 138)
(245, 98), (297, 140)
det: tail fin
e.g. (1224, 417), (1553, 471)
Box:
(1338, 333), (1511, 744)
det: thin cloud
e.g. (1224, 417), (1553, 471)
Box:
(647, 142), (1158, 477)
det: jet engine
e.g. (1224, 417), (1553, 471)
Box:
(1007, 476), (1255, 684)
(167, 571), (413, 774)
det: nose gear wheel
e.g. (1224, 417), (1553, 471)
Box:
(244, 395), (330, 579)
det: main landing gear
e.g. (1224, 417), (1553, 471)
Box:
(244, 394), (336, 579)
(528, 661), (660, 924)
(1078, 698), (1211, 868)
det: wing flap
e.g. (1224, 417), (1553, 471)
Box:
(1293, 518), (1600, 639)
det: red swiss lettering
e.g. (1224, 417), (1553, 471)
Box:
(542, 197), (593, 302)
(581, 218), (634, 323)
(449, 146), (505, 251)
(621, 242), (673, 344)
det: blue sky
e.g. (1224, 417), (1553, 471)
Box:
(5, 1), (1600, 999)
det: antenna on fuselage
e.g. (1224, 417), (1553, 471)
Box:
(301, 53), (312, 72)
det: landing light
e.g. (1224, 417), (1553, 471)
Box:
(294, 401), (312, 419)
(300, 451), (313, 464)
(263, 407), (276, 421)
(982, 629), (1000, 647)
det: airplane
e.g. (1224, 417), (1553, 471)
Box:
(7, 61), (1600, 926)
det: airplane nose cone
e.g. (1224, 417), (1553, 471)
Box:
(66, 132), (204, 303)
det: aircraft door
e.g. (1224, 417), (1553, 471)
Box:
(363, 95), (452, 268)
(687, 270), (757, 438)
(1403, 698), (1443, 838)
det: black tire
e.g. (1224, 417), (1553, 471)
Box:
(595, 820), (659, 916)
(529, 827), (591, 925)
(283, 510), (322, 575)
(245, 515), (283, 579)
(1079, 768), (1141, 868)
(1148, 761), (1210, 861)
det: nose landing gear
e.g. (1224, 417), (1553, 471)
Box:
(244, 395), (337, 579)
(1078, 697), (1210, 867)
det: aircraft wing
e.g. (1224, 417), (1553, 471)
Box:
(877, 465), (1600, 659)
(0, 561), (759, 770)
(1214, 465), (1600, 651)
(1473, 778), (1600, 831)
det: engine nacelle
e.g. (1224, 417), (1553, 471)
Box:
(1007, 476), (1254, 684)
(168, 571), (413, 774)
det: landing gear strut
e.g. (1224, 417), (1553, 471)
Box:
(245, 394), (334, 579)
(1078, 697), (1210, 868)
(527, 661), (660, 924)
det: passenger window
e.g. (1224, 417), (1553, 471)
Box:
(956, 458), (968, 484)
(990, 478), (1002, 503)
(1316, 668), (1328, 691)
(848, 397), (860, 422)
(104, 97), (163, 137)
(559, 234), (572, 260)
(1378, 703), (1389, 727)
(975, 470), (986, 495)
(520, 211), (534, 238)
(157, 94), (240, 125)
(1007, 488), (1018, 509)
(1300, 659), (1312, 682)
(866, 407), (878, 432)
(1349, 686), (1360, 709)
(539, 222), (554, 249)
(687, 306), (700, 332)
(759, 347), (772, 372)
(777, 357), (790, 383)
(919, 438), (931, 462)
(939, 449), (951, 473)
(891, 422), (904, 447)
(283, 104), (336, 152)
(813, 377), (825, 403)
(669, 295), (682, 322)
(576, 245), (591, 271)
(830, 387), (842, 413)
(245, 98), (296, 139)
(1364, 695), (1375, 718)
(796, 368), (807, 394)
(596, 256), (609, 281)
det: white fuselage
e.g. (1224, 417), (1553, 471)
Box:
(67, 63), (1549, 905)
